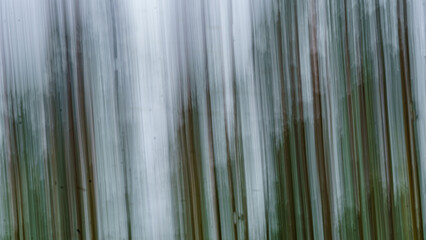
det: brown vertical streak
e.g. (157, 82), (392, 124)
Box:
(397, 0), (423, 238)
(183, 102), (202, 240)
(291, 2), (315, 239)
(277, 6), (297, 239)
(289, 31), (306, 240)
(182, 110), (194, 240)
(403, 0), (424, 235)
(296, 51), (314, 240)
(180, 2), (204, 238)
(73, 0), (99, 238)
(2, 20), (27, 239)
(177, 102), (194, 240)
(10, 103), (25, 240)
(184, 52), (203, 240)
(179, 24), (194, 240)
(0, 30), (20, 239)
(189, 91), (205, 240)
(182, 70), (204, 240)
(62, 0), (83, 237)
(374, 1), (394, 238)
(225, 1), (238, 239)
(223, 95), (238, 240)
(13, 115), (25, 240)
(309, 0), (331, 239)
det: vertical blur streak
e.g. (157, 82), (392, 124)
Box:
(1, 0), (426, 239)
